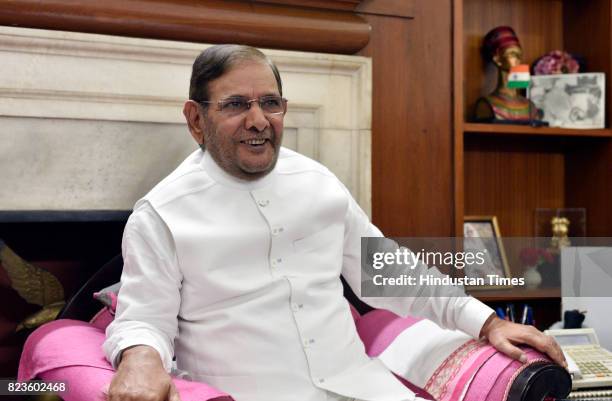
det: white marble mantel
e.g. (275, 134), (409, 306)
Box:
(0, 27), (372, 215)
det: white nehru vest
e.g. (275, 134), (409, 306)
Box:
(105, 147), (493, 401)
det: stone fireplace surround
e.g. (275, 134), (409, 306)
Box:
(0, 26), (372, 215)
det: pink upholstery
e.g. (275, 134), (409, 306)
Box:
(89, 307), (115, 330)
(465, 347), (550, 401)
(18, 319), (231, 401)
(355, 309), (423, 358)
(19, 307), (552, 401)
(356, 309), (552, 401)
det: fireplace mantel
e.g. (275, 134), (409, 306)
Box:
(0, 26), (372, 215)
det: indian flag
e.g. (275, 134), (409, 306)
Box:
(507, 65), (530, 89)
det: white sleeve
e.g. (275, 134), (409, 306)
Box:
(340, 194), (494, 339)
(103, 201), (182, 372)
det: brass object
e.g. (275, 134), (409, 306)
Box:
(0, 239), (65, 330)
(550, 217), (571, 250)
(15, 301), (66, 331)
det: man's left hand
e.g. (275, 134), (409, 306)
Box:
(480, 314), (567, 369)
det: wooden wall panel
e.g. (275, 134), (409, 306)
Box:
(360, 0), (454, 236)
(464, 136), (565, 237)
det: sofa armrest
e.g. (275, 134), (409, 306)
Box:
(18, 319), (232, 401)
(355, 309), (571, 401)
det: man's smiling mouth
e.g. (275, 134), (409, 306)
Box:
(241, 138), (268, 146)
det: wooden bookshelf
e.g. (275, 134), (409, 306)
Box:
(454, 0), (612, 243)
(453, 0), (612, 322)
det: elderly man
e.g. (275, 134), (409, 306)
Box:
(103, 44), (565, 401)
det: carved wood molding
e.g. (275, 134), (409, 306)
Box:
(251, 0), (362, 12)
(0, 0), (371, 54)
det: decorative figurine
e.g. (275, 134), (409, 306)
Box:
(474, 26), (543, 123)
(550, 216), (571, 250)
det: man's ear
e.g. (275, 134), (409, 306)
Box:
(183, 100), (205, 146)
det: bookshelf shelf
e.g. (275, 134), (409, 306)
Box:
(471, 288), (561, 302)
(463, 123), (612, 138)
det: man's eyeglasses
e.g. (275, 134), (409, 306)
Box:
(197, 95), (288, 117)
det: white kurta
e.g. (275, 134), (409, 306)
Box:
(104, 148), (494, 401)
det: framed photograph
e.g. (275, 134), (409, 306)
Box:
(463, 216), (512, 290)
(528, 72), (605, 129)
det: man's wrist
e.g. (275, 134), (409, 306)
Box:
(479, 312), (498, 338)
(119, 345), (161, 366)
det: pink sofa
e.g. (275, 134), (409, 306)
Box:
(19, 308), (570, 401)
(18, 256), (571, 401)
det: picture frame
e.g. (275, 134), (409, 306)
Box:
(463, 216), (512, 290)
(528, 72), (605, 129)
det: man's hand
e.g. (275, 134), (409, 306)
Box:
(106, 345), (181, 401)
(480, 314), (567, 369)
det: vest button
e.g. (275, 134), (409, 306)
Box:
(257, 199), (269, 207)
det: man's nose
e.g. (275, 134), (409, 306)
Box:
(244, 103), (270, 132)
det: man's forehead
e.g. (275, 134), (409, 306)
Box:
(208, 60), (279, 98)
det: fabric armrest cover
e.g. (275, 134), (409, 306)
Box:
(356, 309), (560, 401)
(18, 319), (232, 401)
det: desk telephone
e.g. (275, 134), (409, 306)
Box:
(546, 328), (612, 390)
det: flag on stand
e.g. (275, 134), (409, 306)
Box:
(507, 64), (530, 89)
